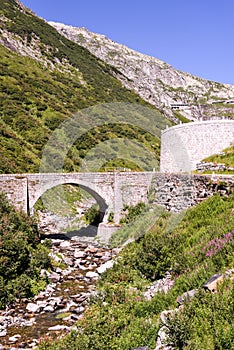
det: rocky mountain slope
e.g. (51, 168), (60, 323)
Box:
(0, 0), (166, 173)
(50, 22), (234, 122)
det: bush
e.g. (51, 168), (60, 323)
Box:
(120, 202), (147, 224)
(84, 204), (100, 224)
(0, 192), (51, 307)
(107, 211), (114, 223)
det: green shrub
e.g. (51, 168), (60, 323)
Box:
(84, 204), (100, 224)
(120, 202), (147, 224)
(0, 192), (51, 307)
(107, 211), (114, 223)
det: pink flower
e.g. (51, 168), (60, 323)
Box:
(201, 231), (233, 258)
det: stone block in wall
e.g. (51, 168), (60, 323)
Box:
(0, 175), (28, 212)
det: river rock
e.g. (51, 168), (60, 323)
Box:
(49, 272), (61, 283)
(48, 325), (70, 331)
(23, 318), (36, 327)
(63, 257), (74, 266)
(97, 260), (114, 274)
(74, 250), (86, 258)
(26, 303), (41, 313)
(72, 306), (85, 315)
(27, 339), (39, 348)
(48, 297), (63, 306)
(94, 252), (105, 258)
(18, 342), (28, 348)
(86, 271), (99, 279)
(60, 241), (71, 248)
(0, 238), (116, 347)
(9, 334), (21, 343)
(101, 255), (112, 263)
(44, 305), (55, 313)
(45, 284), (56, 295)
(86, 246), (98, 253)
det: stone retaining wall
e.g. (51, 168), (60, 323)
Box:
(160, 120), (234, 173)
(150, 174), (234, 212)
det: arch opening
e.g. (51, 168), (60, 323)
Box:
(33, 183), (108, 238)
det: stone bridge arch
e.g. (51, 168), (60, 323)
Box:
(0, 172), (154, 225)
(27, 174), (114, 221)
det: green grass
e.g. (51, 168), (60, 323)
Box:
(34, 184), (83, 215)
(195, 145), (234, 174)
(166, 279), (234, 350)
(172, 110), (190, 123)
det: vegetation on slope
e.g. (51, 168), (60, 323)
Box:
(204, 145), (234, 167)
(38, 194), (234, 349)
(0, 0), (169, 174)
(195, 145), (234, 175)
(0, 192), (51, 308)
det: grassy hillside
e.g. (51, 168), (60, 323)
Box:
(0, 0), (169, 173)
(38, 193), (234, 349)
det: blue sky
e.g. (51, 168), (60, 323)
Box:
(21, 0), (234, 85)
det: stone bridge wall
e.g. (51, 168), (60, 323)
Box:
(160, 120), (234, 173)
(0, 173), (233, 223)
(0, 175), (28, 212)
(0, 172), (154, 223)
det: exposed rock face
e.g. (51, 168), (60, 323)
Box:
(143, 271), (174, 300)
(49, 22), (234, 122)
(2, 1), (234, 123)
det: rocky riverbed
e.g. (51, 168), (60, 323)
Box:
(0, 235), (118, 349)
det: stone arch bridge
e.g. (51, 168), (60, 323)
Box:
(0, 172), (233, 224)
(0, 172), (154, 223)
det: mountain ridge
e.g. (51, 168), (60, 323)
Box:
(49, 21), (234, 122)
